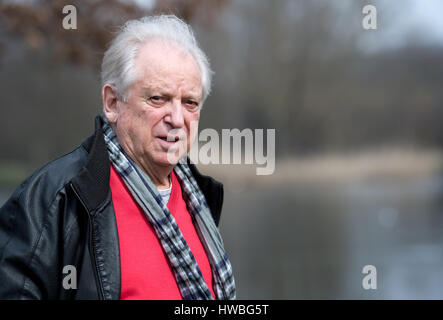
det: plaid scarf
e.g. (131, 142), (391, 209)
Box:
(101, 117), (236, 300)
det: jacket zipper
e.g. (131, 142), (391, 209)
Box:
(70, 182), (105, 300)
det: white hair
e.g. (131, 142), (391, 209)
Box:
(101, 15), (213, 105)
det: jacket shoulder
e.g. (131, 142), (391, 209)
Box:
(0, 138), (92, 299)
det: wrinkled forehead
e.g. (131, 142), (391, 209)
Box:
(133, 39), (202, 91)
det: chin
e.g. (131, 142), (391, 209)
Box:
(155, 152), (181, 167)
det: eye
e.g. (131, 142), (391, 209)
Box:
(184, 100), (200, 111)
(148, 96), (167, 106)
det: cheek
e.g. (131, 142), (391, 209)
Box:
(185, 113), (200, 140)
(186, 121), (199, 155)
(125, 115), (154, 147)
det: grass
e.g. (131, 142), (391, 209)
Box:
(0, 162), (31, 189)
(196, 148), (443, 188)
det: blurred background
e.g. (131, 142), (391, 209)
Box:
(1, 0), (443, 299)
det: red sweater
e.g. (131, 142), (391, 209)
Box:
(109, 165), (215, 300)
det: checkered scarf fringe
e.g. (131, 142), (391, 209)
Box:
(101, 117), (236, 300)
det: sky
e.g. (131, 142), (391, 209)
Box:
(355, 0), (443, 52)
(393, 0), (443, 43)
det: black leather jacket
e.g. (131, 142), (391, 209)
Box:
(0, 116), (224, 300)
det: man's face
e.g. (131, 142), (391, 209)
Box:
(111, 40), (202, 170)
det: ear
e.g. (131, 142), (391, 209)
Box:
(102, 84), (120, 123)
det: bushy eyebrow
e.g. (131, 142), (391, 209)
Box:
(182, 95), (200, 102)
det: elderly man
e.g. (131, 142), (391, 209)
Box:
(0, 15), (235, 300)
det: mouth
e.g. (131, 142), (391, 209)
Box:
(157, 135), (181, 144)
(159, 135), (180, 141)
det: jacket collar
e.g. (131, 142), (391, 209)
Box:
(71, 115), (111, 214)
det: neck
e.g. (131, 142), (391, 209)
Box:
(134, 157), (172, 189)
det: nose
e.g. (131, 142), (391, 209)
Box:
(164, 98), (185, 129)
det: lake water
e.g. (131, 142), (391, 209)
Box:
(1, 174), (443, 299)
(220, 174), (443, 299)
